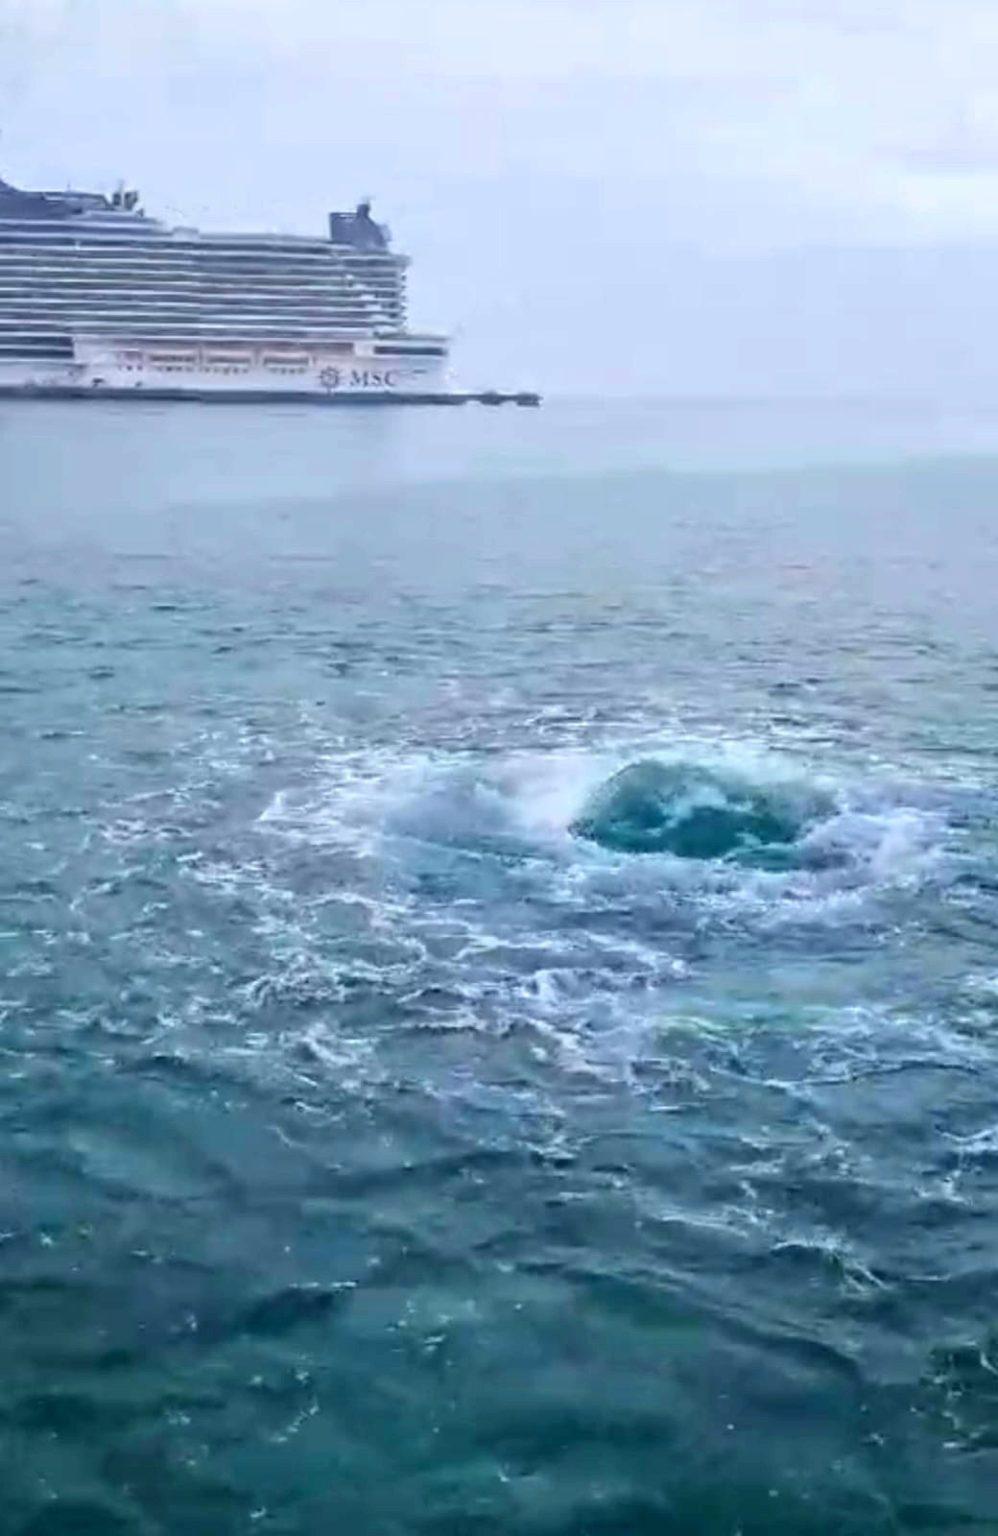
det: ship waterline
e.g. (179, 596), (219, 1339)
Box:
(0, 173), (535, 404)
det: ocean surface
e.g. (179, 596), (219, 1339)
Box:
(2, 397), (998, 1535)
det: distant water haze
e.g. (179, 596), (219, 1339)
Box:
(3, 0), (998, 394)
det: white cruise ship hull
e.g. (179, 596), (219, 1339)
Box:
(0, 340), (454, 401)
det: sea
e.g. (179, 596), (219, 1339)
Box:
(2, 397), (997, 1535)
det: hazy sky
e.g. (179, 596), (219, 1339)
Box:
(3, 0), (997, 394)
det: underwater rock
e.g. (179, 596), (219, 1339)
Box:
(570, 759), (832, 861)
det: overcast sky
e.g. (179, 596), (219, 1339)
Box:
(3, 0), (997, 394)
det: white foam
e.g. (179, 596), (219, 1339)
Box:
(164, 731), (974, 1091)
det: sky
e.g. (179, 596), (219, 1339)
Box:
(2, 0), (997, 395)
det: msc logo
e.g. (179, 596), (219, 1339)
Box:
(318, 366), (400, 392)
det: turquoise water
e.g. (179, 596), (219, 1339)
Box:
(2, 399), (998, 1534)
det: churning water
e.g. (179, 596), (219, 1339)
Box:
(2, 398), (998, 1533)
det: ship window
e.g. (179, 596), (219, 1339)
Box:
(373, 344), (445, 357)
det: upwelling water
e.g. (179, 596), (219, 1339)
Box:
(2, 398), (998, 1534)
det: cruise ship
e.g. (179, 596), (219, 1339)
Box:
(0, 172), (537, 405)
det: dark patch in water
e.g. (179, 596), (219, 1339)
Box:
(240, 1284), (352, 1338)
(570, 759), (833, 863)
(19, 1503), (138, 1536)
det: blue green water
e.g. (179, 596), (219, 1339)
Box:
(2, 399), (998, 1534)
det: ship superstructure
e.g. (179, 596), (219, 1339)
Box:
(0, 174), (455, 400)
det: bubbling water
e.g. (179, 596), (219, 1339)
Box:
(570, 758), (837, 865)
